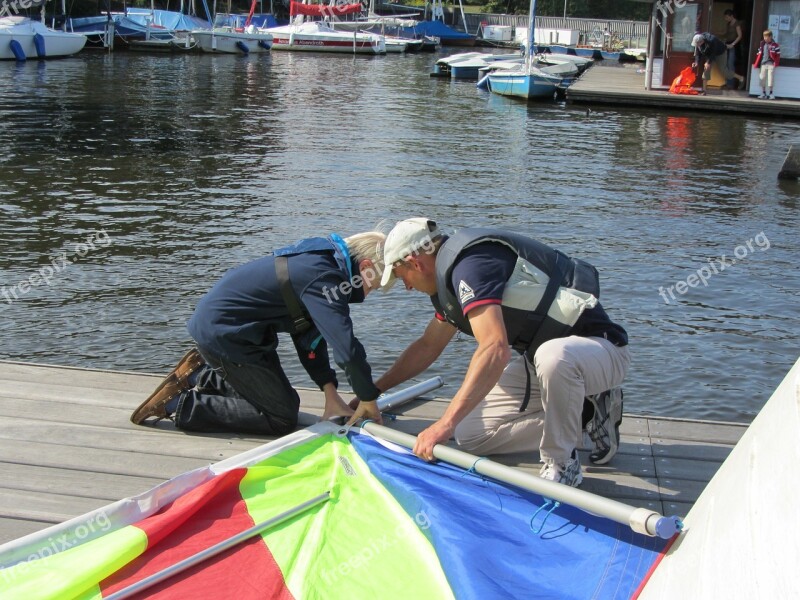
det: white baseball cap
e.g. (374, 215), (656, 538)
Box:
(380, 218), (442, 287)
(691, 34), (703, 47)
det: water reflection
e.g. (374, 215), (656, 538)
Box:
(1, 55), (798, 423)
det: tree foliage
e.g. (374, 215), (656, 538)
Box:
(481, 0), (651, 21)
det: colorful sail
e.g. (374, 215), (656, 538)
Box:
(0, 423), (671, 599)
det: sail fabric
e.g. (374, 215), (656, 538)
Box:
(350, 433), (668, 600)
(289, 2), (363, 17)
(0, 423), (669, 599)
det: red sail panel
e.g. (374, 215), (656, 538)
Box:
(289, 1), (363, 17)
(100, 469), (293, 600)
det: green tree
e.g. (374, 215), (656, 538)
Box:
(482, 0), (650, 20)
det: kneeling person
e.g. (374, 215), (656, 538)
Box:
(351, 219), (630, 487)
(132, 231), (387, 435)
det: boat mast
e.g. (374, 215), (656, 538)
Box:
(526, 0), (536, 73)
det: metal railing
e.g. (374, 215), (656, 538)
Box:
(462, 13), (649, 48)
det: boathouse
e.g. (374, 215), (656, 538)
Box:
(641, 0), (800, 98)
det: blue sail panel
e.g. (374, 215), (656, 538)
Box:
(350, 433), (668, 600)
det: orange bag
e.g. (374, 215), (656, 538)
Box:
(669, 66), (700, 95)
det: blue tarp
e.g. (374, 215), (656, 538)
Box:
(124, 9), (210, 31)
(67, 10), (210, 36)
(402, 20), (473, 40)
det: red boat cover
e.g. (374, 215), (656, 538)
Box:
(289, 1), (363, 16)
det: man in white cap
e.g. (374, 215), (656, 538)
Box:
(349, 219), (630, 487)
(691, 32), (744, 94)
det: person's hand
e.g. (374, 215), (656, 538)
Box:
(346, 400), (383, 427)
(413, 420), (454, 462)
(321, 391), (354, 422)
(691, 62), (697, 68)
(726, 43), (733, 49)
(321, 385), (355, 422)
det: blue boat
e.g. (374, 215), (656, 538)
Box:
(486, 0), (562, 100)
(574, 46), (601, 59)
(486, 68), (560, 99)
(548, 44), (573, 55)
(600, 50), (621, 61)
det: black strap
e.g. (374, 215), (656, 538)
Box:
(520, 355), (532, 412)
(275, 256), (311, 334)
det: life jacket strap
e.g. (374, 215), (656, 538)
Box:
(275, 255), (312, 334)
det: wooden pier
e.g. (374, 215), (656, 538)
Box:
(0, 360), (748, 544)
(567, 63), (800, 118)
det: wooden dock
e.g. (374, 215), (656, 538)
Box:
(567, 63), (800, 118)
(0, 360), (748, 544)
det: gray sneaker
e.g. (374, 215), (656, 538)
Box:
(540, 449), (583, 487)
(586, 387), (623, 465)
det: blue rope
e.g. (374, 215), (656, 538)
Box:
(459, 457), (503, 510)
(463, 457), (488, 476)
(530, 499), (561, 534)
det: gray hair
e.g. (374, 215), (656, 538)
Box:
(344, 231), (390, 290)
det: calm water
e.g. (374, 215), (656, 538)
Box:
(1, 51), (798, 423)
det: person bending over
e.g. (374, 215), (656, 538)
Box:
(350, 219), (629, 487)
(132, 230), (387, 435)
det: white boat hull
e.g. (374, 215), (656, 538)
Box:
(0, 17), (86, 60)
(193, 30), (273, 54)
(264, 22), (384, 54)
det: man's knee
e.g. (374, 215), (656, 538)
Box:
(454, 421), (492, 453)
(533, 340), (574, 378)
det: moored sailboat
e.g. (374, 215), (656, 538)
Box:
(486, 0), (561, 100)
(263, 2), (384, 54)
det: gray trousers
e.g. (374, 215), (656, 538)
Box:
(454, 336), (631, 463)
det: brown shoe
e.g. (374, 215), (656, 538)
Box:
(131, 349), (205, 424)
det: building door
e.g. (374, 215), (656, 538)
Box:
(663, 2), (707, 86)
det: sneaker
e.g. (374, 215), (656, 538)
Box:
(130, 349), (204, 424)
(768, 94), (776, 100)
(540, 449), (583, 487)
(759, 93), (767, 99)
(586, 387), (623, 465)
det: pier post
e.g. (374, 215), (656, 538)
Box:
(778, 144), (800, 180)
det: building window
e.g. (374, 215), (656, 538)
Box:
(673, 4), (701, 52)
(766, 0), (800, 60)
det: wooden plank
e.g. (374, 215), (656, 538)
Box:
(0, 517), (54, 543)
(651, 438), (735, 462)
(658, 477), (709, 505)
(0, 439), (206, 480)
(647, 419), (745, 446)
(0, 463), (164, 502)
(0, 361), (162, 392)
(662, 501), (695, 518)
(0, 379), (149, 409)
(655, 457), (724, 483)
(0, 416), (264, 461)
(0, 488), (108, 525)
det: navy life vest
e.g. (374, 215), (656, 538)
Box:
(434, 228), (600, 356)
(273, 235), (352, 333)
